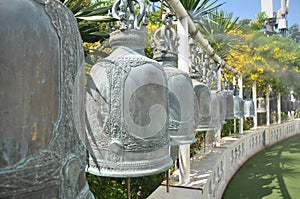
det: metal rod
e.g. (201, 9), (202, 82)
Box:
(166, 170), (170, 192)
(127, 177), (131, 199)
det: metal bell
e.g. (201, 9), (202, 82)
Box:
(281, 97), (289, 112)
(244, 98), (255, 118)
(233, 87), (244, 118)
(85, 0), (172, 178)
(152, 14), (196, 145)
(257, 97), (267, 113)
(0, 0), (93, 198)
(210, 90), (222, 130)
(219, 91), (227, 124)
(269, 97), (277, 111)
(225, 90), (235, 119)
(295, 100), (300, 110)
(192, 79), (215, 131)
(290, 92), (297, 111)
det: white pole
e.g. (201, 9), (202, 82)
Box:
(233, 77), (236, 134)
(215, 69), (222, 146)
(277, 92), (281, 123)
(252, 81), (257, 128)
(238, 75), (243, 134)
(266, 85), (270, 126)
(178, 144), (190, 184)
(177, 18), (190, 73)
(177, 16), (190, 185)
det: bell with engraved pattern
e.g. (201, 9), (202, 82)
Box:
(85, 0), (172, 178)
(0, 0), (94, 198)
(269, 97), (277, 111)
(219, 91), (227, 124)
(191, 77), (214, 131)
(225, 89), (235, 119)
(257, 97), (267, 113)
(287, 98), (292, 112)
(281, 97), (289, 112)
(210, 90), (222, 130)
(290, 92), (297, 111)
(291, 101), (297, 111)
(152, 13), (196, 145)
(295, 100), (300, 110)
(244, 96), (255, 118)
(233, 87), (244, 118)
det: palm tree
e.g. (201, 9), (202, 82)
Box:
(60, 0), (119, 70)
(179, 0), (224, 23)
(197, 10), (242, 59)
(61, 0), (117, 43)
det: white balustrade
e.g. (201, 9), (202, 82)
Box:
(200, 119), (300, 199)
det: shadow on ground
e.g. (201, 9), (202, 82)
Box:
(222, 134), (300, 199)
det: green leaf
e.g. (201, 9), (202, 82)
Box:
(75, 3), (112, 16)
(77, 16), (117, 22)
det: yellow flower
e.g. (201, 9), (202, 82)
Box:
(257, 67), (264, 73)
(250, 73), (258, 80)
(274, 47), (280, 52)
(263, 46), (269, 51)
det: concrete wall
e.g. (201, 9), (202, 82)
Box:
(201, 119), (300, 199)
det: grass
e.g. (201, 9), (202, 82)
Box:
(222, 135), (300, 199)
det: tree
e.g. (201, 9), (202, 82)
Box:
(227, 23), (300, 97)
(179, 0), (224, 23)
(61, 0), (117, 43)
(288, 24), (300, 44)
(196, 10), (242, 59)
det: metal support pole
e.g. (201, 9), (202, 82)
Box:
(166, 170), (170, 193)
(238, 75), (243, 134)
(127, 177), (131, 199)
(252, 81), (257, 128)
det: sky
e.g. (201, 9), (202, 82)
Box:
(219, 0), (300, 27)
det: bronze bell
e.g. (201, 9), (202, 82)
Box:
(244, 97), (255, 118)
(219, 91), (227, 124)
(210, 90), (222, 130)
(269, 97), (277, 111)
(225, 90), (235, 119)
(85, 0), (172, 178)
(290, 92), (297, 111)
(192, 79), (215, 131)
(233, 87), (244, 118)
(0, 0), (93, 198)
(152, 14), (196, 145)
(281, 97), (289, 112)
(257, 97), (267, 113)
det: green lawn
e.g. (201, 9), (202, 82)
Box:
(222, 135), (300, 199)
